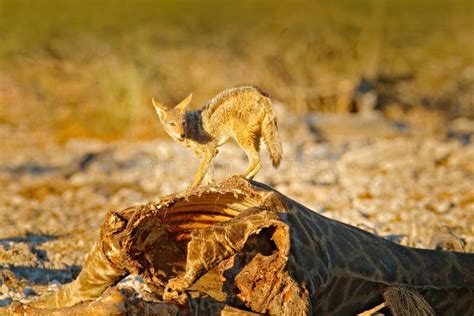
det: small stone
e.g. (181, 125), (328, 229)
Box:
(0, 297), (12, 306)
(1, 284), (8, 293)
(23, 287), (36, 296)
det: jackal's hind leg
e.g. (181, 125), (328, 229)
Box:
(238, 134), (261, 179)
(245, 155), (261, 179)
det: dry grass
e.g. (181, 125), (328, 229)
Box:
(0, 0), (472, 140)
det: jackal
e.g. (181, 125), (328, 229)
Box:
(152, 85), (282, 188)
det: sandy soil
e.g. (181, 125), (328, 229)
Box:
(0, 107), (473, 306)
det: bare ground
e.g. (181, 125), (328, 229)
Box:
(0, 106), (473, 306)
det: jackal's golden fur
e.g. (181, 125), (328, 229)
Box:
(152, 85), (282, 188)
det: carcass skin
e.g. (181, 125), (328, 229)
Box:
(4, 177), (474, 315)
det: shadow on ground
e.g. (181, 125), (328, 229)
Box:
(6, 266), (81, 286)
(0, 233), (59, 246)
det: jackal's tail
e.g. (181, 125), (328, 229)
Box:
(261, 98), (282, 168)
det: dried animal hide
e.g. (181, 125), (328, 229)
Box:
(4, 177), (474, 315)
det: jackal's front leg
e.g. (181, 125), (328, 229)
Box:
(190, 147), (217, 188)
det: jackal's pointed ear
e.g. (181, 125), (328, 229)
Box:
(152, 98), (166, 118)
(175, 93), (192, 111)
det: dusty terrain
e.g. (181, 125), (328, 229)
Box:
(0, 0), (472, 311)
(0, 104), (473, 306)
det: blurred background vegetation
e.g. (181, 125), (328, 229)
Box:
(0, 0), (472, 140)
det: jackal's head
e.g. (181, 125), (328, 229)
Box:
(152, 94), (192, 142)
